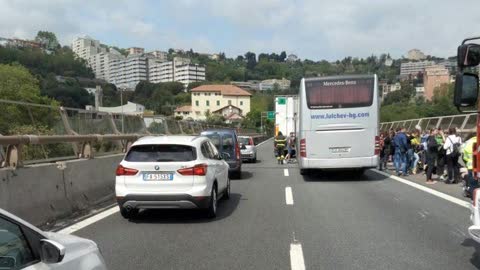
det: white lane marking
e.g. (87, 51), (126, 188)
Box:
(57, 206), (119, 234)
(256, 137), (273, 147)
(284, 168), (290, 177)
(285, 186), (294, 205)
(290, 242), (306, 270)
(372, 169), (470, 209)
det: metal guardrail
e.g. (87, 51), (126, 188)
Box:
(0, 99), (263, 169)
(380, 113), (477, 136)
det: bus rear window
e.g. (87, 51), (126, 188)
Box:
(306, 78), (374, 109)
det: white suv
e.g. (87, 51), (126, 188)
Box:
(115, 136), (230, 219)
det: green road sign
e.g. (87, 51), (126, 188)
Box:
(267, 111), (275, 120)
(277, 97), (286, 105)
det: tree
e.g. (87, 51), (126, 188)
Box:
(279, 51), (287, 62)
(0, 64), (58, 134)
(35, 31), (60, 51)
(244, 52), (257, 70)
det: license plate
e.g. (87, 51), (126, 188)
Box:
(330, 147), (351, 153)
(143, 173), (174, 181)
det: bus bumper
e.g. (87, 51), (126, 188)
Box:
(298, 156), (378, 169)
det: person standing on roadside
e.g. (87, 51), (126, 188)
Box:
(463, 135), (477, 197)
(410, 130), (421, 174)
(443, 127), (462, 184)
(436, 128), (447, 180)
(380, 132), (392, 171)
(426, 129), (439, 184)
(393, 127), (408, 176)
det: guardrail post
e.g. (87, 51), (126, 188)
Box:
(80, 142), (93, 159)
(5, 144), (22, 169)
(163, 117), (171, 135)
(59, 107), (80, 156)
(460, 115), (470, 132)
(107, 113), (124, 150)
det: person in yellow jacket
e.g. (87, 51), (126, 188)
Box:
(463, 136), (477, 198)
(274, 131), (287, 164)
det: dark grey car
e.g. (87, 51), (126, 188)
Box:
(201, 129), (242, 179)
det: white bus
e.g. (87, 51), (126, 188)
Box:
(298, 75), (380, 175)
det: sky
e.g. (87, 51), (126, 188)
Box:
(1, 0), (480, 61)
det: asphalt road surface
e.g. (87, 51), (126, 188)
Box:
(73, 139), (480, 270)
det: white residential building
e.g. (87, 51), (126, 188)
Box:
(87, 101), (145, 115)
(148, 57), (205, 86)
(109, 54), (148, 89)
(88, 49), (124, 81)
(128, 47), (144, 55)
(72, 36), (106, 61)
(175, 64), (206, 87)
(400, 60), (435, 77)
(259, 78), (291, 91)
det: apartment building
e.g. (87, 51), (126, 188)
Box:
(72, 36), (106, 61)
(148, 57), (205, 87)
(175, 64), (206, 87)
(400, 60), (435, 77)
(128, 47), (144, 55)
(423, 65), (450, 100)
(186, 85), (252, 120)
(109, 54), (148, 89)
(147, 50), (168, 61)
(88, 49), (124, 81)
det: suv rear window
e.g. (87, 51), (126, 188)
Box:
(125, 144), (196, 162)
(306, 77), (374, 109)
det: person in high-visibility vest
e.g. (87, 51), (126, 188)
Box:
(463, 136), (477, 197)
(274, 131), (287, 164)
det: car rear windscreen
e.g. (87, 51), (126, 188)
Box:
(238, 137), (250, 145)
(306, 77), (374, 109)
(125, 144), (196, 162)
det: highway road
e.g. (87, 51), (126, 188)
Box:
(70, 139), (480, 270)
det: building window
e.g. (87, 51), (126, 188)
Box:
(228, 100), (232, 105)
(195, 100), (199, 106)
(206, 100), (210, 106)
(216, 100), (220, 106)
(240, 101), (243, 106)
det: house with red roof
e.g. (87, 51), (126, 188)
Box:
(175, 84), (252, 121)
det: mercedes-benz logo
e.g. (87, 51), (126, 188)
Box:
(154, 165), (160, 170)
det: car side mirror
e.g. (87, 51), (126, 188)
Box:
(40, 239), (66, 264)
(458, 43), (480, 68)
(454, 72), (479, 108)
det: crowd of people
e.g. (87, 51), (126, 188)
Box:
(379, 126), (478, 197)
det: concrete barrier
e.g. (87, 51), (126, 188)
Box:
(0, 154), (123, 226)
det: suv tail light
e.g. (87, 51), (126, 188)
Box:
(235, 143), (241, 160)
(116, 165), (138, 176)
(300, 138), (306, 157)
(177, 164), (208, 176)
(374, 135), (380, 155)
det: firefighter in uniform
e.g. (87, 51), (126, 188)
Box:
(463, 136), (477, 198)
(274, 131), (287, 164)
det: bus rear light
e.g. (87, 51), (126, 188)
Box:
(374, 136), (380, 155)
(300, 138), (306, 157)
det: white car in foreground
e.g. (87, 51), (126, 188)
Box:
(0, 208), (107, 270)
(115, 136), (230, 219)
(469, 189), (480, 242)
